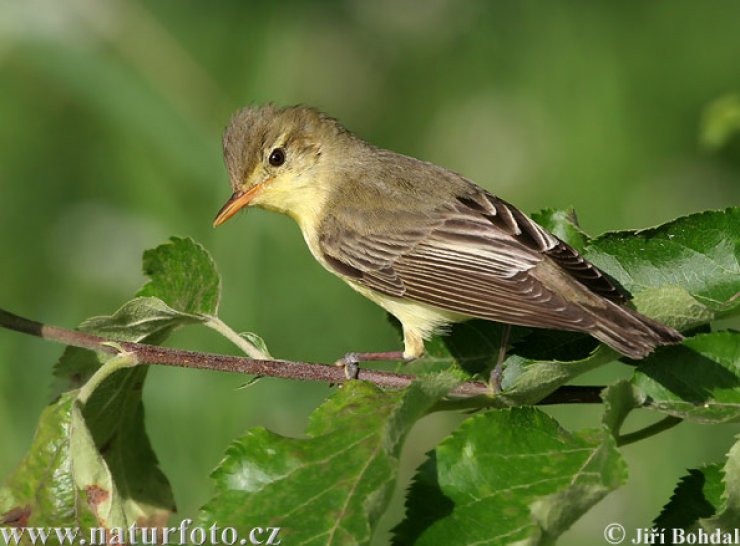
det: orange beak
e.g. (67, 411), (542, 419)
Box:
(212, 183), (264, 227)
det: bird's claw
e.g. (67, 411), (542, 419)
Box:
(334, 353), (361, 380)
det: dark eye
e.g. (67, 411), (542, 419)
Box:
(268, 148), (286, 167)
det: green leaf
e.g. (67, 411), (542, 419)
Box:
(82, 297), (202, 339)
(585, 208), (740, 330)
(406, 319), (614, 405)
(8, 236), (234, 531)
(77, 362), (175, 524)
(239, 332), (272, 359)
(654, 465), (724, 530)
(392, 407), (626, 546)
(631, 332), (740, 423)
(52, 297), (200, 391)
(51, 235), (222, 394)
(500, 346), (616, 406)
(200, 373), (461, 544)
(701, 435), (740, 531)
(655, 435), (740, 534)
(6, 235), (230, 531)
(0, 393), (79, 528)
(55, 236), (224, 390)
(29, 236), (224, 531)
(35, 298), (182, 535)
(601, 380), (646, 438)
(0, 356), (171, 533)
(137, 236), (221, 316)
(135, 237), (262, 357)
(68, 397), (129, 531)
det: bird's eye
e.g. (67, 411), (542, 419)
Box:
(268, 148), (286, 167)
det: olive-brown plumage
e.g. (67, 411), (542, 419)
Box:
(214, 104), (683, 366)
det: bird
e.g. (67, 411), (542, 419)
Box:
(213, 104), (683, 386)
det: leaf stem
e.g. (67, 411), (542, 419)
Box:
(204, 316), (270, 359)
(77, 350), (139, 405)
(0, 307), (602, 403)
(617, 416), (683, 447)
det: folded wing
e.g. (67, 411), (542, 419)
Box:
(319, 188), (624, 333)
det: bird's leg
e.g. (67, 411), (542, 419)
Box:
(335, 351), (407, 380)
(336, 328), (425, 380)
(490, 324), (512, 394)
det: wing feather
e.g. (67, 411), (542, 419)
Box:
(318, 186), (624, 332)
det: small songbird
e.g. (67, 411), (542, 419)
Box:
(213, 104), (682, 383)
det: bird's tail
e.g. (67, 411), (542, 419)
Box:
(589, 302), (684, 359)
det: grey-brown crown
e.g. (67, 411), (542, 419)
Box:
(222, 104), (356, 188)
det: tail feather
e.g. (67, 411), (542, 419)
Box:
(590, 302), (684, 359)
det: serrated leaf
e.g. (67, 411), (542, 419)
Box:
(631, 332), (740, 423)
(655, 435), (740, 534)
(701, 435), (740, 531)
(137, 236), (221, 316)
(51, 239), (224, 491)
(392, 407), (626, 546)
(200, 373), (461, 545)
(585, 208), (740, 330)
(654, 465), (724, 530)
(55, 236), (225, 390)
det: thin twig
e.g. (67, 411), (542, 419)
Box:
(0, 307), (603, 403)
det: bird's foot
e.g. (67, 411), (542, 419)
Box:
(334, 351), (407, 380)
(334, 353), (361, 380)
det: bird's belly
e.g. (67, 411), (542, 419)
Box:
(345, 279), (468, 340)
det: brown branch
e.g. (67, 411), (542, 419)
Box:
(0, 308), (603, 404)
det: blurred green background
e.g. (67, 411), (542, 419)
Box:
(1, 1), (739, 543)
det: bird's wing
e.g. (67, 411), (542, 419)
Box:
(319, 188), (625, 331)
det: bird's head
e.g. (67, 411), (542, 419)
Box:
(213, 104), (356, 227)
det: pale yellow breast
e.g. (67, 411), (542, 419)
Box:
(345, 279), (467, 338)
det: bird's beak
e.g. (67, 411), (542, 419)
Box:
(212, 183), (263, 227)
